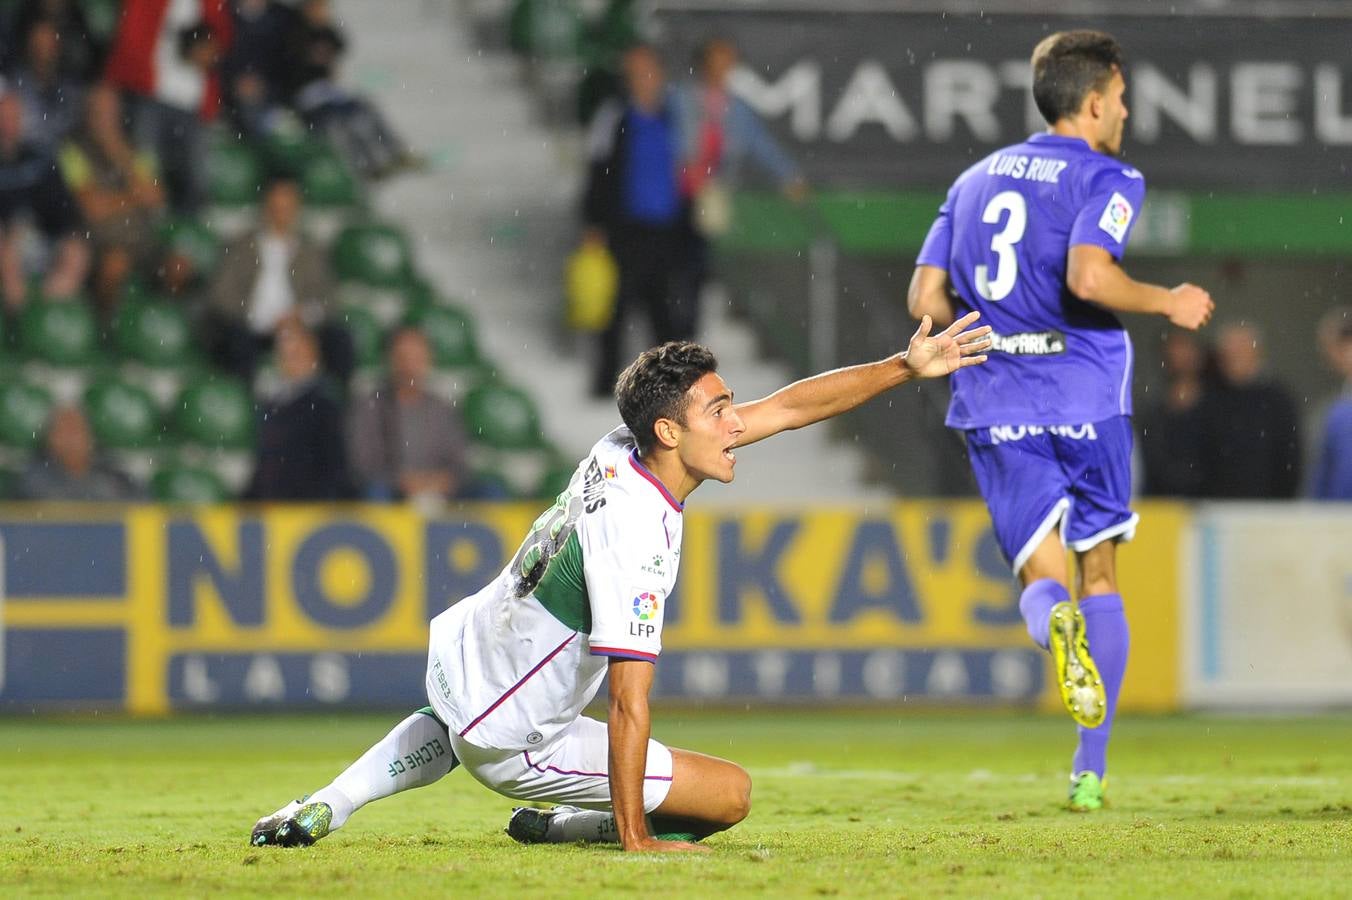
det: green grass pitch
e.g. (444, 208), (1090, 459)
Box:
(4, 710), (1352, 897)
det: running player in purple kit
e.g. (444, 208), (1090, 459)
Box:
(907, 30), (1214, 810)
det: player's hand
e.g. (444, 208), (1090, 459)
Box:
(903, 311), (991, 379)
(1167, 283), (1214, 330)
(624, 836), (712, 853)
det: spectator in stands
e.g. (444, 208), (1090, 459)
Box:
(582, 43), (688, 397)
(1139, 330), (1210, 497)
(222, 0), (295, 140)
(206, 174), (351, 384)
(245, 320), (350, 500)
(1312, 312), (1352, 500)
(60, 82), (165, 306)
(9, 15), (83, 152)
(1197, 322), (1301, 498)
(3, 0), (104, 81)
(0, 89), (88, 310)
(347, 325), (470, 506)
(280, 0), (418, 179)
(669, 37), (806, 340)
(104, 0), (233, 214)
(14, 406), (141, 501)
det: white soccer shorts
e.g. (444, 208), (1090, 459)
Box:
(450, 715), (674, 813)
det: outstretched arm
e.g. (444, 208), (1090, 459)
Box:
(734, 311), (990, 448)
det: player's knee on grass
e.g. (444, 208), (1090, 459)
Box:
(663, 751), (752, 829)
(703, 762), (752, 827)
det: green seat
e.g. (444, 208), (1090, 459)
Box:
(20, 300), (97, 367)
(80, 0), (122, 41)
(414, 304), (480, 369)
(261, 119), (328, 173)
(338, 305), (384, 369)
(0, 378), (52, 449)
(509, 0), (583, 59)
(174, 377), (255, 449)
(115, 301), (193, 368)
(303, 145), (361, 208)
(207, 139), (263, 207)
(158, 218), (220, 277)
(152, 463), (228, 504)
(464, 382), (544, 450)
(536, 453), (578, 499)
(332, 223), (414, 288)
(84, 378), (161, 449)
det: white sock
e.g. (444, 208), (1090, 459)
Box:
(544, 808), (620, 843)
(308, 710), (457, 830)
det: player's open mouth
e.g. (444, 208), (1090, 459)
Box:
(723, 447), (736, 464)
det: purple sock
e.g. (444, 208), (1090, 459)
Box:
(1019, 579), (1068, 651)
(1072, 593), (1130, 779)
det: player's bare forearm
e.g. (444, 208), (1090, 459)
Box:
(607, 659), (655, 850)
(733, 356), (911, 448)
(1067, 245), (1214, 328)
(734, 311), (990, 448)
(907, 265), (957, 327)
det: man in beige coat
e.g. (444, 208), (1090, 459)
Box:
(205, 175), (350, 383)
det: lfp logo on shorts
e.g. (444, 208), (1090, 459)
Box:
(633, 592), (660, 621)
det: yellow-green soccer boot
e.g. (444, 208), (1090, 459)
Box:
(251, 796), (333, 847)
(1048, 601), (1106, 727)
(1068, 771), (1106, 811)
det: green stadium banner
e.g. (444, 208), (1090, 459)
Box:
(721, 191), (1352, 257)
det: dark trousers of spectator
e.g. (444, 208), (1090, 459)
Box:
(207, 315), (356, 387)
(592, 222), (697, 397)
(298, 82), (409, 179)
(130, 96), (208, 215)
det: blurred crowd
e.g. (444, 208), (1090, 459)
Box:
(1138, 312), (1352, 501)
(1, 0), (474, 508)
(2, 2), (1346, 508)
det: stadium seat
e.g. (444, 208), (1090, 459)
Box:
(0, 378), (52, 451)
(20, 299), (98, 367)
(207, 138), (263, 208)
(463, 381), (544, 450)
(337, 304), (385, 370)
(508, 0), (583, 59)
(336, 281), (412, 330)
(414, 303), (481, 369)
(79, 0), (121, 41)
(151, 462), (229, 504)
(158, 218), (220, 278)
(84, 377), (162, 450)
(114, 301), (194, 369)
(303, 144), (362, 209)
(332, 223), (415, 288)
(173, 377), (255, 450)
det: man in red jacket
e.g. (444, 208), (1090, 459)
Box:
(104, 0), (232, 214)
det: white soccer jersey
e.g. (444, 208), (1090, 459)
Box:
(426, 427), (684, 751)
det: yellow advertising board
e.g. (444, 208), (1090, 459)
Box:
(0, 501), (1184, 714)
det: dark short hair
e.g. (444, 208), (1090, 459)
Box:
(615, 342), (719, 456)
(1031, 30), (1125, 125)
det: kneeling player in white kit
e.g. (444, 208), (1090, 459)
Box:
(251, 314), (990, 853)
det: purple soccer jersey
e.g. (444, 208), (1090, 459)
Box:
(917, 133), (1147, 429)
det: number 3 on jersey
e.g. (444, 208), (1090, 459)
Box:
(975, 191), (1026, 301)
